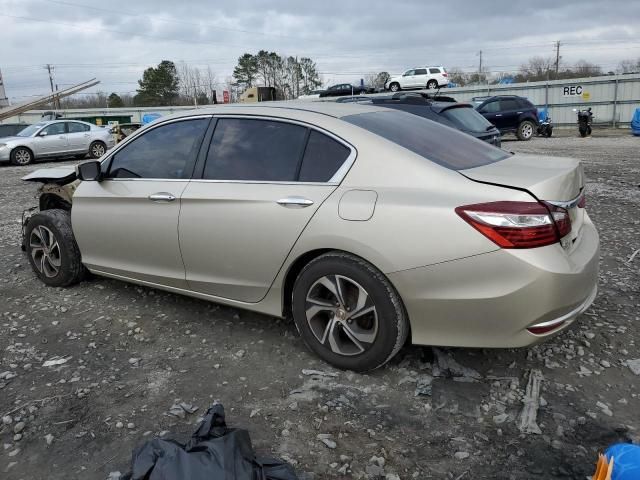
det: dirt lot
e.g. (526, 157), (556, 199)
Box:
(1, 133), (639, 480)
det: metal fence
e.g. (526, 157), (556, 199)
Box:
(443, 73), (640, 127)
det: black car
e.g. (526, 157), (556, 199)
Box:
(319, 83), (375, 97)
(471, 95), (538, 141)
(0, 123), (31, 138)
(336, 93), (501, 146)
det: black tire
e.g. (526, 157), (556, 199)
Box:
(10, 147), (34, 166)
(25, 209), (85, 287)
(545, 127), (553, 138)
(579, 127), (587, 138)
(587, 126), (592, 136)
(426, 80), (438, 89)
(89, 141), (106, 159)
(516, 120), (535, 141)
(389, 82), (400, 92)
(292, 252), (408, 372)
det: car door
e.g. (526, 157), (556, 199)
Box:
(498, 98), (521, 130)
(33, 122), (68, 156)
(478, 100), (503, 129)
(72, 116), (211, 288)
(401, 70), (416, 88)
(179, 117), (354, 302)
(414, 68), (428, 87)
(66, 121), (91, 153)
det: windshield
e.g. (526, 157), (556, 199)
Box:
(343, 110), (509, 170)
(17, 123), (47, 137)
(440, 106), (495, 132)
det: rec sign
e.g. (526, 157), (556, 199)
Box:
(563, 85), (584, 96)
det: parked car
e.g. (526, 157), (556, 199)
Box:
(21, 103), (598, 372)
(0, 120), (115, 165)
(385, 67), (448, 92)
(0, 123), (31, 138)
(336, 93), (501, 146)
(319, 83), (375, 97)
(471, 95), (539, 141)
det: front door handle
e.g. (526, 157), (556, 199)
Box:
(277, 196), (314, 208)
(495, 114), (502, 117)
(148, 192), (176, 202)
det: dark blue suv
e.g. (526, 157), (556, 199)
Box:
(471, 95), (538, 141)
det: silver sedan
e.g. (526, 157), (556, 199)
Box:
(21, 103), (599, 371)
(0, 120), (115, 165)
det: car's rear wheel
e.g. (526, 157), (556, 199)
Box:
(11, 147), (34, 166)
(389, 82), (400, 92)
(25, 209), (85, 287)
(426, 80), (438, 89)
(89, 141), (106, 159)
(516, 120), (535, 141)
(292, 252), (408, 372)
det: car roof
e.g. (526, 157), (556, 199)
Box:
(155, 102), (391, 122)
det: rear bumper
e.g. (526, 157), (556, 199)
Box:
(388, 213), (599, 348)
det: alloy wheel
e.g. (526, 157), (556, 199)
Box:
(14, 149), (32, 165)
(522, 123), (533, 139)
(305, 274), (378, 356)
(29, 226), (62, 278)
(91, 143), (105, 157)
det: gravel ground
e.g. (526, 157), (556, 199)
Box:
(1, 134), (639, 480)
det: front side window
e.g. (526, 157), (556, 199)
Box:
(299, 131), (351, 182)
(343, 110), (509, 170)
(403, 70), (415, 77)
(43, 123), (65, 135)
(107, 118), (208, 179)
(203, 119), (307, 181)
(479, 101), (500, 113)
(500, 99), (520, 111)
(67, 122), (90, 133)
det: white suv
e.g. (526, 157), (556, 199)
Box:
(385, 66), (448, 92)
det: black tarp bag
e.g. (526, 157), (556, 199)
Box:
(122, 403), (298, 480)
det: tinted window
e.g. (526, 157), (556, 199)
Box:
(17, 123), (46, 137)
(415, 69), (428, 75)
(43, 123), (65, 135)
(500, 99), (520, 110)
(108, 119), (208, 179)
(429, 68), (441, 74)
(67, 122), (90, 133)
(479, 101), (500, 113)
(299, 131), (351, 182)
(440, 106), (494, 132)
(343, 110), (509, 170)
(204, 119), (307, 181)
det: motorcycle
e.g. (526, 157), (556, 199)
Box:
(574, 107), (593, 137)
(537, 113), (553, 138)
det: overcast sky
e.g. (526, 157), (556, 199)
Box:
(2, 0), (639, 103)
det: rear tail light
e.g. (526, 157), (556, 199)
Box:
(442, 72), (448, 77)
(455, 201), (571, 249)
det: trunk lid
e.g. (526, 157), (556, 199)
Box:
(461, 153), (586, 248)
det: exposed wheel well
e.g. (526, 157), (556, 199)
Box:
(40, 193), (71, 212)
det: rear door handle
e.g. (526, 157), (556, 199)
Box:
(277, 196), (314, 208)
(517, 111), (523, 114)
(495, 114), (502, 117)
(148, 192), (176, 202)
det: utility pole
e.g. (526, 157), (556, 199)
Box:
(554, 40), (561, 79)
(45, 64), (60, 109)
(295, 56), (299, 99)
(478, 50), (483, 77)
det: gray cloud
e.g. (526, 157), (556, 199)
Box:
(1, 0), (639, 101)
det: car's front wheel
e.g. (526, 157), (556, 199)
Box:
(516, 120), (535, 141)
(11, 147), (34, 166)
(292, 252), (408, 372)
(25, 209), (85, 287)
(89, 141), (106, 159)
(389, 82), (400, 92)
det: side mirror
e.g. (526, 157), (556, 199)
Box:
(76, 160), (102, 182)
(38, 131), (48, 137)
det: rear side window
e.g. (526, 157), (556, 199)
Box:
(108, 119), (208, 179)
(440, 106), (494, 133)
(429, 68), (441, 74)
(67, 122), (90, 133)
(299, 131), (351, 182)
(500, 99), (520, 110)
(204, 119), (307, 181)
(518, 98), (534, 108)
(343, 110), (509, 170)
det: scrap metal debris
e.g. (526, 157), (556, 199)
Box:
(42, 356), (72, 367)
(301, 369), (339, 377)
(432, 349), (481, 382)
(166, 402), (198, 419)
(414, 374), (433, 396)
(517, 369), (544, 434)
